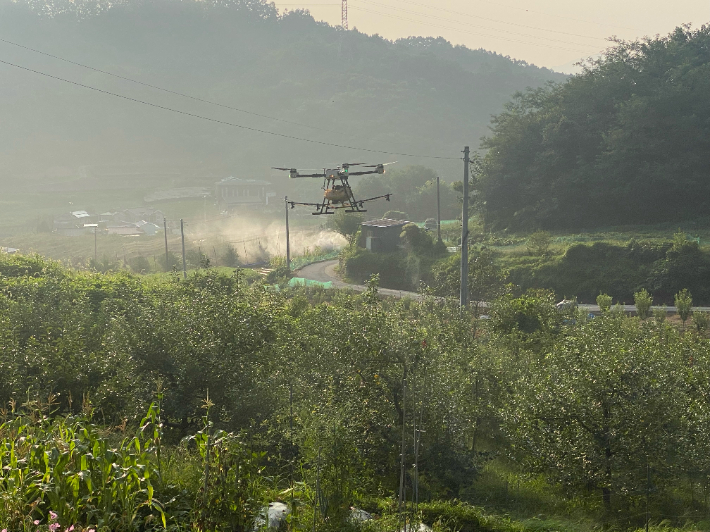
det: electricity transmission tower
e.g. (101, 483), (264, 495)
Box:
(341, 0), (348, 30)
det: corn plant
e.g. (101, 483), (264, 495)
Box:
(0, 398), (167, 532)
(184, 401), (266, 532)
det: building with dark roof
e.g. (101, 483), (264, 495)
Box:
(360, 218), (409, 252)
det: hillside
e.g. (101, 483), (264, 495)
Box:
(0, 0), (565, 229)
(476, 24), (710, 230)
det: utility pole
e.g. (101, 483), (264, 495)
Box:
(646, 460), (650, 532)
(94, 226), (97, 264)
(163, 218), (169, 271)
(398, 368), (407, 528)
(180, 219), (187, 279)
(460, 146), (470, 307)
(436, 175), (441, 243)
(289, 383), (294, 515)
(285, 197), (291, 271)
(313, 447), (321, 532)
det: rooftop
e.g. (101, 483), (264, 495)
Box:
(217, 176), (271, 186)
(361, 218), (410, 228)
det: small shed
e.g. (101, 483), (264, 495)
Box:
(360, 218), (409, 253)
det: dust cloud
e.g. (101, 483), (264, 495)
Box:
(187, 214), (346, 265)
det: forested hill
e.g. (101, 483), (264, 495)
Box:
(0, 0), (564, 187)
(477, 25), (710, 230)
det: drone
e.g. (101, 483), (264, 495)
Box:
(272, 162), (396, 215)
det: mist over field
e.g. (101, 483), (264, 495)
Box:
(4, 2), (710, 531)
(0, 0), (564, 235)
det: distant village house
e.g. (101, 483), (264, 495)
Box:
(54, 207), (165, 237)
(215, 177), (275, 211)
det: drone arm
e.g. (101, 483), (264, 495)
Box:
(358, 193), (392, 203)
(347, 170), (380, 176)
(288, 201), (323, 208)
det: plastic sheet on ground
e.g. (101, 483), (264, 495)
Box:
(288, 277), (333, 289)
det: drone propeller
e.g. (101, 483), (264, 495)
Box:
(351, 161), (398, 168)
(272, 167), (323, 173)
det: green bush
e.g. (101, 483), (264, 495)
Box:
(596, 293), (613, 312)
(692, 311), (709, 333)
(634, 289), (653, 319)
(526, 231), (551, 256)
(506, 240), (710, 305)
(340, 247), (411, 290)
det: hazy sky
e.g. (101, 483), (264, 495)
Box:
(273, 0), (709, 71)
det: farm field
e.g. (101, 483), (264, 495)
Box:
(2, 252), (710, 532)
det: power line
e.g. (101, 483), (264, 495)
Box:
(0, 38), (344, 135)
(0, 57), (460, 160)
(350, 5), (595, 54)
(352, 4), (594, 53)
(381, 0), (610, 42)
(435, 0), (644, 32)
(280, 0), (642, 32)
(355, 0), (601, 48)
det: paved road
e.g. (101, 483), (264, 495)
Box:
(297, 260), (710, 313)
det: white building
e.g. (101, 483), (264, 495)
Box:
(215, 177), (275, 211)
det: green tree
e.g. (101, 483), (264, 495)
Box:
(653, 305), (667, 323)
(596, 293), (613, 312)
(432, 247), (507, 309)
(221, 244), (240, 267)
(506, 316), (689, 517)
(675, 288), (693, 329)
(327, 210), (363, 246)
(526, 231), (551, 256)
(633, 289), (653, 320)
(477, 26), (710, 230)
(128, 255), (151, 273)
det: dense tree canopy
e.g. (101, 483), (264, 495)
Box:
(477, 25), (710, 230)
(3, 252), (710, 530)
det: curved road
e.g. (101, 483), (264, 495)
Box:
(296, 260), (429, 300)
(296, 260), (710, 314)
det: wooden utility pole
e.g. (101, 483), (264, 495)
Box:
(180, 219), (187, 279)
(460, 146), (470, 307)
(398, 369), (407, 530)
(94, 226), (97, 264)
(289, 383), (294, 515)
(285, 197), (291, 270)
(163, 218), (169, 271)
(436, 176), (441, 243)
(646, 460), (650, 532)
